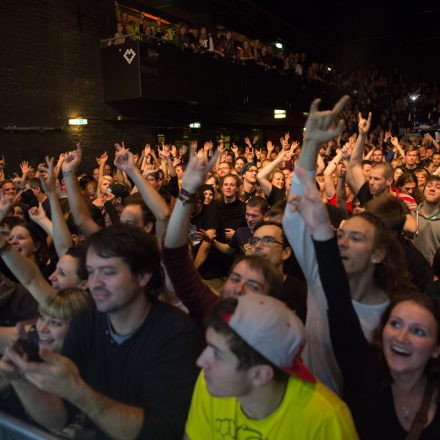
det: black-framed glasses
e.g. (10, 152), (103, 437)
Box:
(248, 236), (283, 247)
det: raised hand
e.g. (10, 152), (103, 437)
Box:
(181, 148), (219, 193)
(303, 96), (349, 146)
(28, 203), (48, 224)
(358, 112), (372, 135)
(391, 136), (399, 147)
(61, 144), (82, 175)
(231, 143), (239, 157)
(266, 140), (274, 154)
(244, 137), (252, 148)
(38, 157), (56, 194)
(158, 143), (170, 158)
(96, 151), (108, 166)
(20, 161), (30, 177)
(114, 146), (136, 173)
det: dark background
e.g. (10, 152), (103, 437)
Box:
(0, 1), (437, 174)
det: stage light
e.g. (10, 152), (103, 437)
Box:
(189, 122), (201, 128)
(275, 42), (283, 49)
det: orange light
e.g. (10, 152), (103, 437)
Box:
(140, 12), (170, 25)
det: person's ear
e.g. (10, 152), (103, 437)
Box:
(282, 245), (292, 261)
(250, 364), (274, 387)
(144, 222), (154, 234)
(138, 272), (152, 288)
(371, 248), (385, 264)
(78, 279), (88, 290)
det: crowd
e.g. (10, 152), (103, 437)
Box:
(109, 10), (335, 82)
(0, 91), (439, 438)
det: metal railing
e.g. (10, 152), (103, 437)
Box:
(0, 410), (64, 440)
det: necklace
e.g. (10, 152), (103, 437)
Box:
(402, 406), (411, 423)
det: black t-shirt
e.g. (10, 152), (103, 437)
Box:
(229, 226), (252, 256)
(0, 276), (38, 326)
(267, 186), (286, 206)
(357, 181), (373, 207)
(62, 301), (202, 440)
(277, 275), (307, 324)
(199, 199), (246, 279)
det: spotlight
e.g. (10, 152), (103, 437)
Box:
(410, 94), (419, 101)
(275, 42), (283, 49)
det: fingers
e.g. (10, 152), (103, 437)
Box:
(332, 95), (350, 115)
(309, 98), (321, 115)
(367, 112), (372, 124)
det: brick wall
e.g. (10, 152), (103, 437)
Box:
(0, 0), (157, 175)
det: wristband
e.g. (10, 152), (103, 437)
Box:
(178, 188), (197, 206)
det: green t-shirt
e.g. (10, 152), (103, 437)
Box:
(185, 371), (359, 439)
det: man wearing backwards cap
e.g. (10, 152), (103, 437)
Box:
(184, 295), (358, 439)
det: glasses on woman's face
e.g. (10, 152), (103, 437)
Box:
(248, 236), (283, 247)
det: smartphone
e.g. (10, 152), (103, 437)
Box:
(13, 333), (41, 362)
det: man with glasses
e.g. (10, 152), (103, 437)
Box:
(163, 149), (296, 333)
(250, 221), (307, 322)
(239, 162), (260, 202)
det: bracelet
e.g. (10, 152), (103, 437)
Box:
(178, 188), (197, 206)
(0, 241), (11, 256)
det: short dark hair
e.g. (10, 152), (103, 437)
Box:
(246, 196), (268, 214)
(253, 220), (289, 248)
(366, 195), (408, 232)
(372, 162), (394, 180)
(123, 194), (155, 229)
(206, 297), (288, 383)
(85, 224), (163, 300)
(228, 255), (283, 299)
(66, 244), (88, 281)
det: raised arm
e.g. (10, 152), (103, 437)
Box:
(283, 95), (349, 284)
(62, 145), (101, 236)
(323, 148), (342, 199)
(0, 233), (56, 304)
(165, 150), (218, 249)
(288, 168), (371, 382)
(348, 112), (371, 194)
(40, 157), (73, 257)
(114, 146), (170, 243)
(257, 145), (293, 196)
